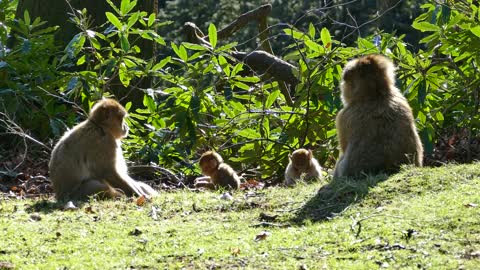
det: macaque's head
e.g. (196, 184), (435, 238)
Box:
(199, 151), (223, 176)
(340, 54), (396, 105)
(289, 149), (313, 173)
(89, 98), (129, 139)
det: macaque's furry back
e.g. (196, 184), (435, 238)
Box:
(333, 54), (424, 178)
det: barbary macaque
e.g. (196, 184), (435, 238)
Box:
(333, 54), (424, 179)
(194, 151), (240, 189)
(284, 148), (323, 185)
(49, 98), (158, 201)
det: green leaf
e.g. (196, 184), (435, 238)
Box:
(106, 12), (123, 30)
(121, 0), (137, 15)
(120, 34), (130, 52)
(118, 62), (130, 87)
(127, 12), (140, 29)
(326, 129), (337, 138)
(91, 37), (101, 50)
(125, 101), (132, 111)
(238, 128), (260, 139)
(412, 21), (440, 32)
(320, 27), (332, 48)
(234, 81), (250, 90)
(76, 55), (86, 65)
(418, 80), (427, 104)
(435, 111), (444, 121)
(235, 76), (260, 83)
(230, 101), (246, 112)
(470, 26), (480, 38)
(106, 0), (121, 14)
(216, 42), (238, 52)
(23, 10), (30, 26)
(182, 42), (207, 51)
(283, 28), (308, 41)
(208, 23), (217, 48)
(417, 111), (426, 124)
(148, 13), (155, 27)
(178, 45), (188, 62)
(143, 95), (156, 112)
(305, 40), (324, 53)
(262, 118), (270, 138)
(152, 56), (171, 71)
(231, 63), (243, 76)
(266, 90), (280, 108)
(308, 23), (316, 39)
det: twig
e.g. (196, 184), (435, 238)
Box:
(251, 222), (290, 228)
(0, 112), (50, 150)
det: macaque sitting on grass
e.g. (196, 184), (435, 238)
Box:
(284, 148), (323, 186)
(194, 151), (241, 190)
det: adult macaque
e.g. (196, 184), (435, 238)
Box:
(194, 151), (240, 189)
(284, 148), (323, 185)
(49, 98), (158, 201)
(333, 54), (424, 179)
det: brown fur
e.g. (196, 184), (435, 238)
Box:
(194, 151), (240, 189)
(284, 149), (323, 185)
(49, 98), (157, 201)
(333, 54), (424, 179)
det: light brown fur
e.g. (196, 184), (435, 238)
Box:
(194, 151), (240, 189)
(284, 148), (323, 185)
(49, 98), (157, 201)
(333, 54), (424, 179)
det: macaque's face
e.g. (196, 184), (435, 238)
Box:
(290, 150), (312, 173)
(200, 158), (218, 176)
(292, 157), (309, 172)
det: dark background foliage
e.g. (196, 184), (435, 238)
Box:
(1, 0), (479, 188)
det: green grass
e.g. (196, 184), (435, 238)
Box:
(1, 163), (479, 269)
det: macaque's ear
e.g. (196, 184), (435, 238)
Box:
(308, 149), (313, 159)
(288, 154), (292, 161)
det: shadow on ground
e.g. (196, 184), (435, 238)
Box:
(26, 199), (96, 213)
(292, 174), (389, 224)
(26, 200), (64, 214)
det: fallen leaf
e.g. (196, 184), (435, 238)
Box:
(240, 179), (265, 190)
(84, 206), (95, 214)
(136, 195), (146, 206)
(231, 247), (241, 256)
(254, 231), (271, 241)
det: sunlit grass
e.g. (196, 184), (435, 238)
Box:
(1, 163), (479, 269)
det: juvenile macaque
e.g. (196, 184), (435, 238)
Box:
(49, 98), (158, 201)
(284, 148), (323, 185)
(194, 151), (240, 189)
(333, 54), (424, 179)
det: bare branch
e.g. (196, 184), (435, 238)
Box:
(216, 4), (272, 40)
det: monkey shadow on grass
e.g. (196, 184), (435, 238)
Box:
(292, 174), (389, 224)
(26, 200), (65, 214)
(26, 199), (97, 214)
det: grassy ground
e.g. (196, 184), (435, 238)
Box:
(1, 163), (479, 269)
